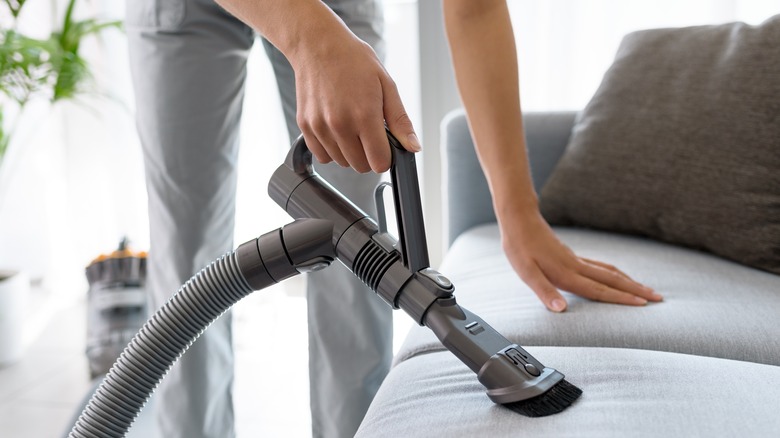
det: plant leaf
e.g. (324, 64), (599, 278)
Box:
(3, 0), (27, 18)
(0, 30), (58, 104)
(0, 0), (123, 153)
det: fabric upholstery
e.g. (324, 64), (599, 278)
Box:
(397, 225), (780, 366)
(539, 16), (780, 274)
(357, 346), (780, 437)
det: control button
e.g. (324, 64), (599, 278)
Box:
(505, 348), (526, 365)
(524, 363), (541, 377)
(465, 321), (484, 334)
(418, 268), (453, 290)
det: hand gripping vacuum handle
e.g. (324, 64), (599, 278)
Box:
(268, 130), (443, 321)
(269, 131), (567, 405)
(270, 130), (428, 270)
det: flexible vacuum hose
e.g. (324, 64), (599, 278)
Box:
(68, 219), (335, 437)
(69, 252), (258, 438)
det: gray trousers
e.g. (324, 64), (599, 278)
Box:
(126, 1), (392, 437)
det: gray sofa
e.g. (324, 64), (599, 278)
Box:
(355, 110), (780, 437)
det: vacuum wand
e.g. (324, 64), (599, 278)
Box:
(269, 131), (582, 416)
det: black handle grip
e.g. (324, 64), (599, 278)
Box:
(286, 130), (430, 272)
(386, 132), (430, 272)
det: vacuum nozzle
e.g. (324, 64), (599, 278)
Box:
(423, 298), (581, 416)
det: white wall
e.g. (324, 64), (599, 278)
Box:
(509, 0), (779, 111)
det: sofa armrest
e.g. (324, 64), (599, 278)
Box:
(442, 109), (577, 246)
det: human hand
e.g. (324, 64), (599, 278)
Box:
(291, 31), (421, 173)
(501, 210), (663, 312)
(214, 0), (419, 171)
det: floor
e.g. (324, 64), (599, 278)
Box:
(0, 286), (95, 438)
(0, 275), (412, 437)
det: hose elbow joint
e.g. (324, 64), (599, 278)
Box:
(236, 219), (336, 290)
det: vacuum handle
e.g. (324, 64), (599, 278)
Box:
(386, 132), (430, 272)
(286, 130), (430, 272)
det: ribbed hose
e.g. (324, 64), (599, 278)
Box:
(69, 251), (254, 438)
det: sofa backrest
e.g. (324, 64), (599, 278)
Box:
(442, 109), (577, 246)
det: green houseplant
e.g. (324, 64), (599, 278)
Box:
(0, 0), (120, 366)
(0, 0), (120, 164)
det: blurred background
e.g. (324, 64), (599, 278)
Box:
(0, 0), (776, 436)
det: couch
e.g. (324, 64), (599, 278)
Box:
(357, 16), (780, 436)
(354, 107), (780, 437)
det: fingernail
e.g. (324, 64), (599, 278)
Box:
(643, 286), (663, 301)
(633, 296), (648, 305)
(551, 299), (567, 312)
(407, 133), (422, 152)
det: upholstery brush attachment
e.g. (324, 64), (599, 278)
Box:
(424, 299), (581, 417)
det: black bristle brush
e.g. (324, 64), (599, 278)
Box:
(504, 378), (583, 416)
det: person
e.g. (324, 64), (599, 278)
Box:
(127, 1), (390, 437)
(128, 0), (663, 437)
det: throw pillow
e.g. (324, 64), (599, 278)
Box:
(539, 16), (780, 274)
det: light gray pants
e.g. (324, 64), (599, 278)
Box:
(126, 1), (392, 437)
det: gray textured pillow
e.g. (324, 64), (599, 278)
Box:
(539, 16), (780, 275)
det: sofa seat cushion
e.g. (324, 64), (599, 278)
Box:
(397, 225), (780, 366)
(357, 346), (780, 437)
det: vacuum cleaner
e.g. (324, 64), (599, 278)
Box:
(68, 131), (581, 438)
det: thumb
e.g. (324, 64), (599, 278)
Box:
(381, 74), (422, 152)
